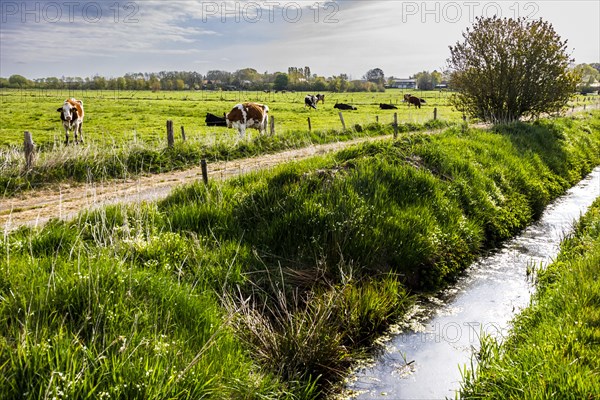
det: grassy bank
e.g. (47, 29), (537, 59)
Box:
(460, 197), (600, 399)
(1, 112), (599, 398)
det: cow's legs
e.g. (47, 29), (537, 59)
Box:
(75, 123), (83, 144)
(64, 127), (70, 145)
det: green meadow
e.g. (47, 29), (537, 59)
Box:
(0, 88), (458, 147)
(1, 89), (458, 194)
(1, 112), (599, 398)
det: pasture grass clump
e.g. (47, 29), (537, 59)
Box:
(460, 198), (600, 398)
(226, 273), (411, 385)
(1, 111), (599, 398)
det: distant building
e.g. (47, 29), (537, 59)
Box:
(390, 79), (417, 89)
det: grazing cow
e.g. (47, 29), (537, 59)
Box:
(225, 102), (269, 137)
(334, 103), (357, 110)
(205, 112), (227, 127)
(404, 93), (426, 108)
(379, 103), (398, 110)
(406, 96), (423, 109)
(305, 95), (317, 109)
(57, 98), (84, 144)
(316, 94), (325, 104)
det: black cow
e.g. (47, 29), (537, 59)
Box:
(379, 103), (398, 110)
(334, 103), (357, 110)
(316, 94), (325, 104)
(205, 112), (227, 127)
(305, 95), (317, 109)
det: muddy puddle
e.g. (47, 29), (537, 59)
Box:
(342, 166), (600, 400)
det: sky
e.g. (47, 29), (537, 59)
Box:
(1, 0), (599, 80)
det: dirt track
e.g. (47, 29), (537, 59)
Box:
(2, 105), (597, 231)
(1, 135), (389, 231)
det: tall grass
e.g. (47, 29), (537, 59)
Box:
(0, 207), (301, 399)
(225, 272), (411, 387)
(1, 112), (599, 398)
(460, 198), (600, 399)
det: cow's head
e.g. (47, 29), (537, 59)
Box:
(57, 101), (76, 121)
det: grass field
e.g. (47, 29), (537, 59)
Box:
(0, 88), (460, 195)
(1, 112), (599, 398)
(0, 88), (460, 147)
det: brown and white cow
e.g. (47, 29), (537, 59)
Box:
(225, 102), (269, 137)
(57, 98), (85, 144)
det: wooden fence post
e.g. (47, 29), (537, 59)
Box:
(338, 112), (346, 131)
(433, 107), (437, 120)
(181, 126), (186, 141)
(269, 115), (275, 136)
(393, 113), (398, 139)
(24, 131), (35, 169)
(307, 117), (312, 132)
(201, 159), (208, 184)
(167, 120), (174, 147)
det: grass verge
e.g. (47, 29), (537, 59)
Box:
(460, 197), (600, 399)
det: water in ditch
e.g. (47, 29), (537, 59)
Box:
(342, 166), (600, 400)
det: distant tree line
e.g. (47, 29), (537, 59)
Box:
(0, 67), (387, 92)
(0, 71), (203, 92)
(2, 63), (595, 93)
